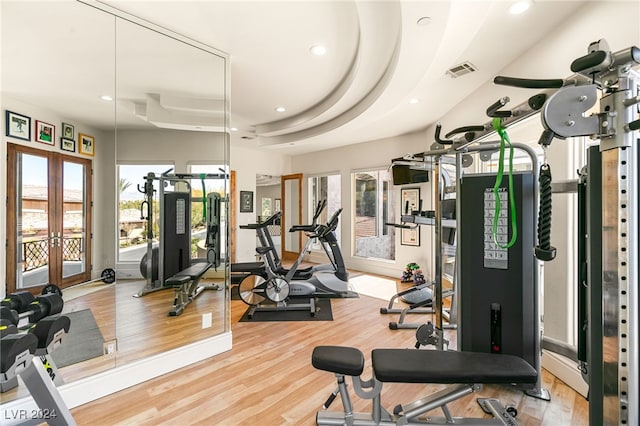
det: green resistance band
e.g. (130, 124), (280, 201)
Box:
(491, 118), (518, 249)
(200, 173), (207, 222)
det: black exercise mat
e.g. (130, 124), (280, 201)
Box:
(50, 309), (104, 368)
(239, 298), (332, 322)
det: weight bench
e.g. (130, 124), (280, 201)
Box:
(312, 346), (537, 425)
(165, 261), (215, 316)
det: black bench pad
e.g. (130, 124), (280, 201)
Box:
(313, 346), (365, 376)
(372, 349), (537, 385)
(166, 262), (212, 285)
(231, 262), (264, 273)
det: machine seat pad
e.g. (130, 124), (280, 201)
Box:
(28, 316), (71, 349)
(312, 346), (365, 376)
(231, 262), (264, 273)
(255, 246), (273, 255)
(372, 349), (537, 385)
(0, 333), (37, 373)
(166, 262), (212, 285)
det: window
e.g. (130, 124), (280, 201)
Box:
(117, 164), (172, 263)
(352, 169), (395, 260)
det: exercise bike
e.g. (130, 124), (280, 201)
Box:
(237, 221), (322, 318)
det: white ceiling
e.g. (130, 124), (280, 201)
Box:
(2, 1), (586, 156)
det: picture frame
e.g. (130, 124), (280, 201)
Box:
(35, 120), (55, 145)
(60, 137), (76, 153)
(401, 187), (420, 214)
(78, 133), (95, 156)
(400, 188), (421, 246)
(5, 110), (31, 141)
(240, 191), (254, 213)
(62, 122), (74, 140)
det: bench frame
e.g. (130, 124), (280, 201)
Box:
(165, 261), (218, 316)
(314, 347), (529, 426)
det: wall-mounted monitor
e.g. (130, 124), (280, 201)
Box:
(392, 164), (429, 185)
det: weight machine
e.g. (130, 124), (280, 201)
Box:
(134, 169), (227, 316)
(491, 39), (639, 426)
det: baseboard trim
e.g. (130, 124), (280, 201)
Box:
(542, 349), (588, 397)
(0, 331), (232, 424)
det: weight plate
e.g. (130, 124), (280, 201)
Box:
(101, 268), (116, 284)
(42, 284), (63, 296)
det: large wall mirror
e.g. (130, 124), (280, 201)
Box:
(1, 0), (229, 405)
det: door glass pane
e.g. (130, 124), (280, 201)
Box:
(284, 178), (300, 253)
(353, 169), (395, 260)
(18, 153), (50, 288)
(62, 161), (86, 278)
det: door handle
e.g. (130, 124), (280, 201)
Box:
(50, 232), (62, 247)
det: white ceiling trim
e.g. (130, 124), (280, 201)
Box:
(255, 1), (403, 147)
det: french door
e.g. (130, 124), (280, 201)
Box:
(6, 143), (92, 294)
(281, 173), (303, 261)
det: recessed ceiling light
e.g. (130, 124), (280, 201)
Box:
(309, 44), (327, 56)
(100, 95), (113, 101)
(509, 0), (531, 15)
(275, 106), (286, 113)
(416, 16), (431, 26)
(230, 127), (238, 132)
(409, 98), (420, 105)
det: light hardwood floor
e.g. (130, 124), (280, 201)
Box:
(69, 278), (589, 426)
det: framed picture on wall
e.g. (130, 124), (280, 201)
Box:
(79, 133), (95, 156)
(240, 191), (253, 213)
(5, 110), (31, 141)
(400, 188), (420, 246)
(62, 122), (74, 139)
(35, 120), (55, 145)
(61, 137), (76, 152)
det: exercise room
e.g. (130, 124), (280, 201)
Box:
(1, 1), (638, 425)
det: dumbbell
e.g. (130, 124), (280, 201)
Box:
(1, 291), (36, 312)
(0, 293), (64, 326)
(0, 319), (19, 338)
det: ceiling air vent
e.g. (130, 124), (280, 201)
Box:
(446, 61), (477, 78)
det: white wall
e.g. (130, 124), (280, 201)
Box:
(292, 130), (434, 278)
(230, 145), (291, 262)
